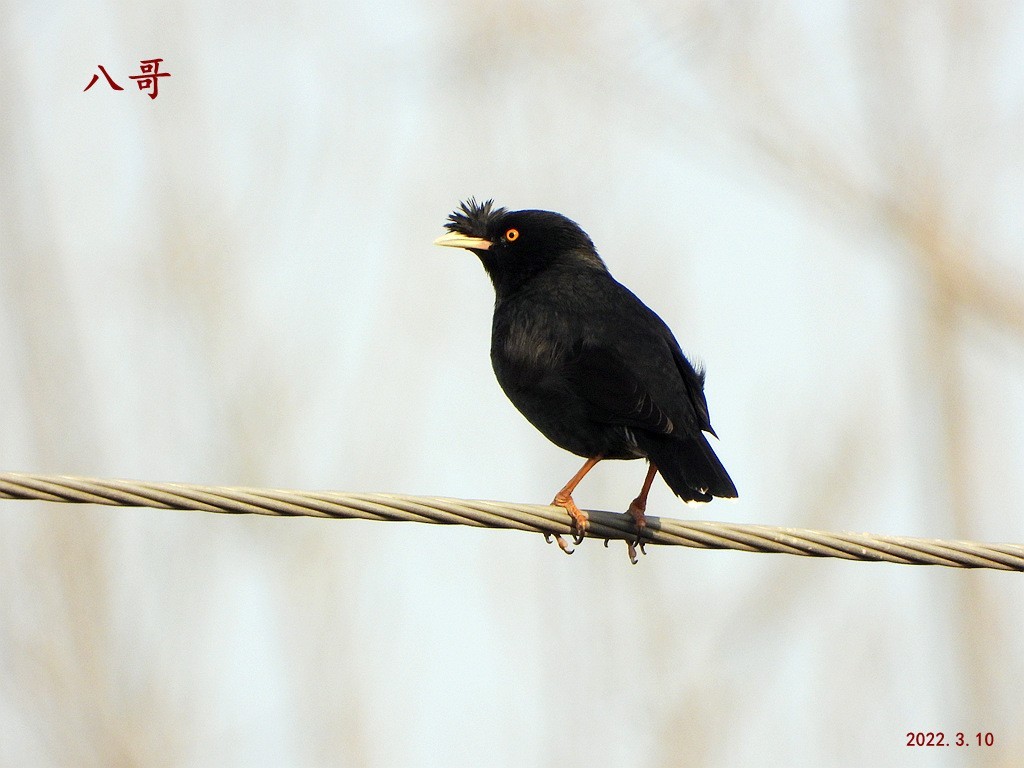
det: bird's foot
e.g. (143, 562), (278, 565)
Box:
(626, 539), (647, 564)
(625, 497), (649, 565)
(552, 493), (589, 545)
(544, 533), (574, 555)
(627, 498), (648, 531)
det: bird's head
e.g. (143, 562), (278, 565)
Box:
(434, 197), (606, 294)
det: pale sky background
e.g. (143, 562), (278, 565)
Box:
(2, 1), (1023, 766)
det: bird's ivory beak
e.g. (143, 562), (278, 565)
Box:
(433, 231), (493, 250)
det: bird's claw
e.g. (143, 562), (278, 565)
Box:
(544, 532), (574, 555)
(547, 493), (648, 562)
(552, 494), (589, 546)
(569, 509), (588, 545)
(625, 498), (648, 564)
(626, 538), (647, 564)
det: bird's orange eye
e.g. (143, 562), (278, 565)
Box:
(505, 228), (519, 242)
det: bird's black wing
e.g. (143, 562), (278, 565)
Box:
(563, 335), (737, 500)
(562, 344), (678, 436)
(560, 278), (716, 439)
(664, 329), (716, 437)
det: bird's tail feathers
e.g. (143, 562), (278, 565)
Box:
(639, 432), (738, 502)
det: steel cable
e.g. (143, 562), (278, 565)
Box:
(1, 471), (1022, 570)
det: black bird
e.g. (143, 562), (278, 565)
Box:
(435, 198), (737, 560)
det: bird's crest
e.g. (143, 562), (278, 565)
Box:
(445, 197), (508, 237)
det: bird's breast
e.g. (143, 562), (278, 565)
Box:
(490, 297), (573, 386)
(487, 295), (649, 460)
(493, 323), (561, 377)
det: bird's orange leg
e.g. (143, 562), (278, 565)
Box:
(551, 456), (602, 548)
(625, 462), (659, 563)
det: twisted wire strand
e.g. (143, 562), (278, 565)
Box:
(1, 471), (1022, 570)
